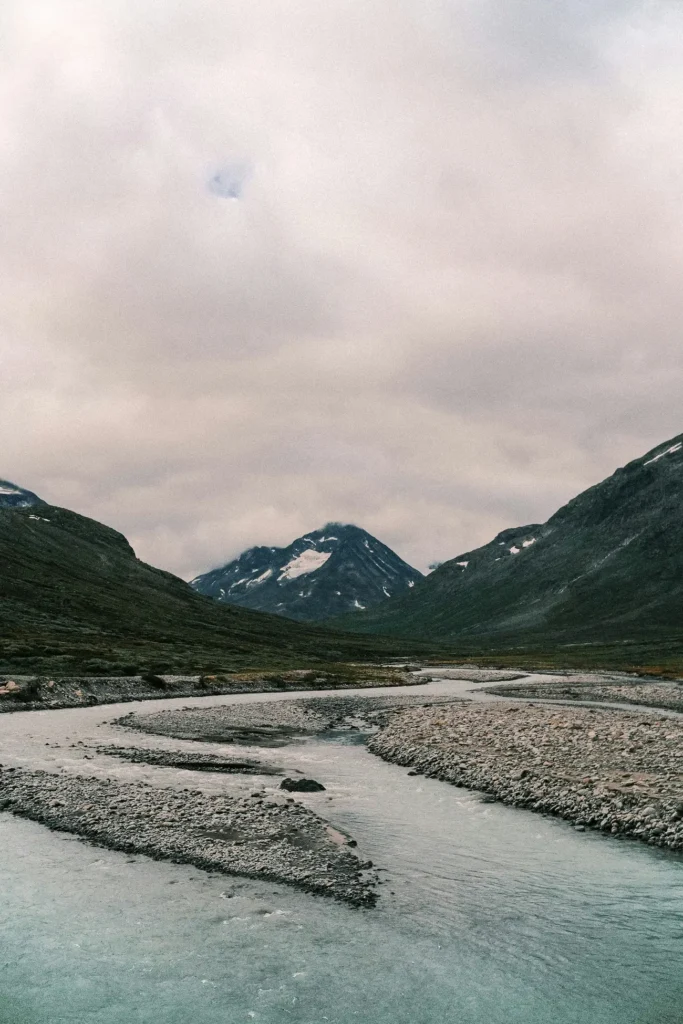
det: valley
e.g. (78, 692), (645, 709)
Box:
(2, 437), (683, 1021)
(6, 2), (683, 1017)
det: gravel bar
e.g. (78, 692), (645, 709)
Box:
(117, 701), (331, 746)
(121, 692), (472, 745)
(95, 745), (282, 774)
(484, 679), (683, 714)
(0, 766), (377, 906)
(369, 702), (683, 851)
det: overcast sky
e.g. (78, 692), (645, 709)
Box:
(2, 0), (682, 577)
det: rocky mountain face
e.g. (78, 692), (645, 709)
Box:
(334, 434), (683, 650)
(190, 523), (423, 622)
(0, 479), (44, 509)
(0, 504), (425, 676)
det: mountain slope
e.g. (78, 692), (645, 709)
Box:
(0, 505), (427, 675)
(333, 434), (683, 652)
(0, 479), (44, 508)
(190, 523), (423, 622)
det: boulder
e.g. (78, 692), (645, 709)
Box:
(279, 778), (326, 793)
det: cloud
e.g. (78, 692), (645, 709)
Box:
(2, 0), (683, 576)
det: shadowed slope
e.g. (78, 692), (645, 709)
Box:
(333, 435), (683, 664)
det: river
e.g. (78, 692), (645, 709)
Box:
(1, 671), (682, 1023)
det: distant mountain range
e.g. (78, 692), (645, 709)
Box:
(5, 430), (682, 676)
(0, 479), (44, 509)
(333, 433), (683, 658)
(0, 505), (425, 676)
(190, 523), (423, 622)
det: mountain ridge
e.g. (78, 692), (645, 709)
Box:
(331, 433), (683, 655)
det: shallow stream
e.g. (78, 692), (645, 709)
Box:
(1, 672), (682, 1023)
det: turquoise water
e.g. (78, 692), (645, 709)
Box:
(1, 680), (683, 1023)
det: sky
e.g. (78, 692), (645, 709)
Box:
(2, 0), (683, 578)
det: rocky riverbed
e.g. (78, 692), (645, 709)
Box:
(0, 766), (377, 906)
(369, 701), (683, 851)
(484, 677), (683, 714)
(0, 688), (470, 911)
(3, 672), (682, 914)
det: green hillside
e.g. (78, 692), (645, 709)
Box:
(0, 505), (427, 675)
(332, 435), (683, 674)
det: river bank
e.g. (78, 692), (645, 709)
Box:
(369, 700), (683, 851)
(0, 666), (417, 714)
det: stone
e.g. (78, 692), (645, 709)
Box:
(279, 778), (326, 793)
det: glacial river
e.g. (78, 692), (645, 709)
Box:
(1, 672), (682, 1024)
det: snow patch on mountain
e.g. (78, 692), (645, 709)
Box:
(644, 442), (682, 465)
(247, 569), (273, 586)
(278, 549), (332, 580)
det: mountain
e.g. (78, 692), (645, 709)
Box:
(0, 479), (44, 509)
(190, 523), (423, 622)
(332, 434), (683, 662)
(0, 504), (428, 676)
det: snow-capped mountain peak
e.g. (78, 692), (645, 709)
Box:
(190, 523), (423, 622)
